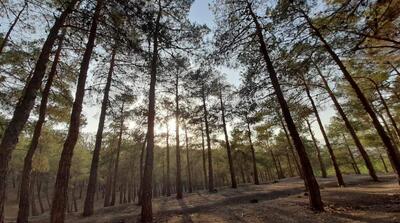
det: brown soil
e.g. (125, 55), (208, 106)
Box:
(6, 174), (400, 223)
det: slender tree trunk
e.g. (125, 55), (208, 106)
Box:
(111, 101), (125, 206)
(30, 173), (38, 217)
(104, 159), (113, 207)
(184, 125), (193, 193)
(304, 82), (345, 187)
(380, 154), (389, 173)
(343, 134), (361, 175)
(166, 125), (171, 196)
(305, 119), (327, 178)
(202, 85), (214, 192)
(245, 115), (259, 185)
(316, 66), (378, 181)
(0, 2), (27, 54)
(36, 176), (44, 214)
(141, 4), (162, 222)
(138, 134), (147, 205)
(219, 87), (237, 188)
(83, 48), (116, 216)
(248, 2), (323, 211)
(303, 11), (400, 183)
(175, 72), (183, 200)
(200, 123), (208, 190)
(286, 152), (294, 177)
(270, 149), (283, 179)
(17, 30), (66, 223)
(376, 85), (400, 141)
(279, 115), (302, 177)
(50, 1), (103, 222)
(0, 2), (78, 221)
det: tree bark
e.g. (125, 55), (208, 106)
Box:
(380, 154), (389, 173)
(303, 10), (400, 183)
(184, 125), (193, 193)
(83, 48), (116, 216)
(50, 1), (103, 222)
(29, 173), (38, 217)
(17, 30), (66, 223)
(304, 82), (345, 187)
(202, 85), (214, 192)
(0, 2), (77, 221)
(166, 124), (171, 196)
(219, 87), (237, 188)
(36, 176), (44, 213)
(248, 2), (323, 211)
(343, 134), (361, 174)
(175, 71), (183, 200)
(111, 101), (125, 206)
(316, 66), (378, 181)
(305, 119), (327, 178)
(200, 123), (208, 190)
(245, 115), (259, 185)
(141, 3), (162, 222)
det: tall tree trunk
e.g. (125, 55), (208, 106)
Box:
(316, 66), (378, 181)
(343, 134), (361, 175)
(200, 123), (208, 190)
(305, 119), (327, 178)
(304, 82), (345, 187)
(278, 114), (302, 177)
(380, 154), (389, 173)
(175, 71), (183, 200)
(30, 173), (38, 217)
(0, 2), (77, 221)
(166, 125), (171, 196)
(286, 152), (294, 177)
(83, 48), (116, 216)
(375, 83), (400, 141)
(184, 125), (193, 193)
(219, 87), (237, 188)
(104, 158), (113, 207)
(202, 85), (214, 192)
(270, 149), (282, 179)
(50, 1), (103, 222)
(303, 10), (400, 183)
(17, 30), (66, 223)
(247, 2), (323, 211)
(0, 2), (27, 54)
(141, 4), (162, 222)
(36, 176), (44, 214)
(245, 115), (259, 185)
(138, 133), (147, 205)
(111, 101), (125, 206)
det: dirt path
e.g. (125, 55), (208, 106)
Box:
(20, 175), (400, 223)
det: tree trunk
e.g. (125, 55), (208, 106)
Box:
(305, 119), (327, 178)
(201, 123), (208, 190)
(343, 134), (361, 174)
(245, 115), (259, 185)
(111, 101), (125, 206)
(0, 2), (77, 221)
(138, 133), (147, 205)
(303, 10), (400, 183)
(184, 125), (193, 193)
(175, 71), (183, 200)
(83, 48), (116, 216)
(166, 125), (171, 196)
(0, 2), (27, 54)
(202, 85), (214, 192)
(50, 1), (102, 222)
(17, 30), (66, 223)
(380, 154), (389, 173)
(286, 152), (294, 177)
(248, 2), (323, 211)
(104, 158), (113, 207)
(304, 82), (345, 187)
(36, 177), (44, 213)
(278, 114), (302, 177)
(270, 149), (283, 179)
(219, 87), (237, 188)
(316, 66), (378, 181)
(30, 173), (38, 217)
(141, 4), (162, 222)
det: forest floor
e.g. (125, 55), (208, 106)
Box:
(6, 174), (400, 223)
